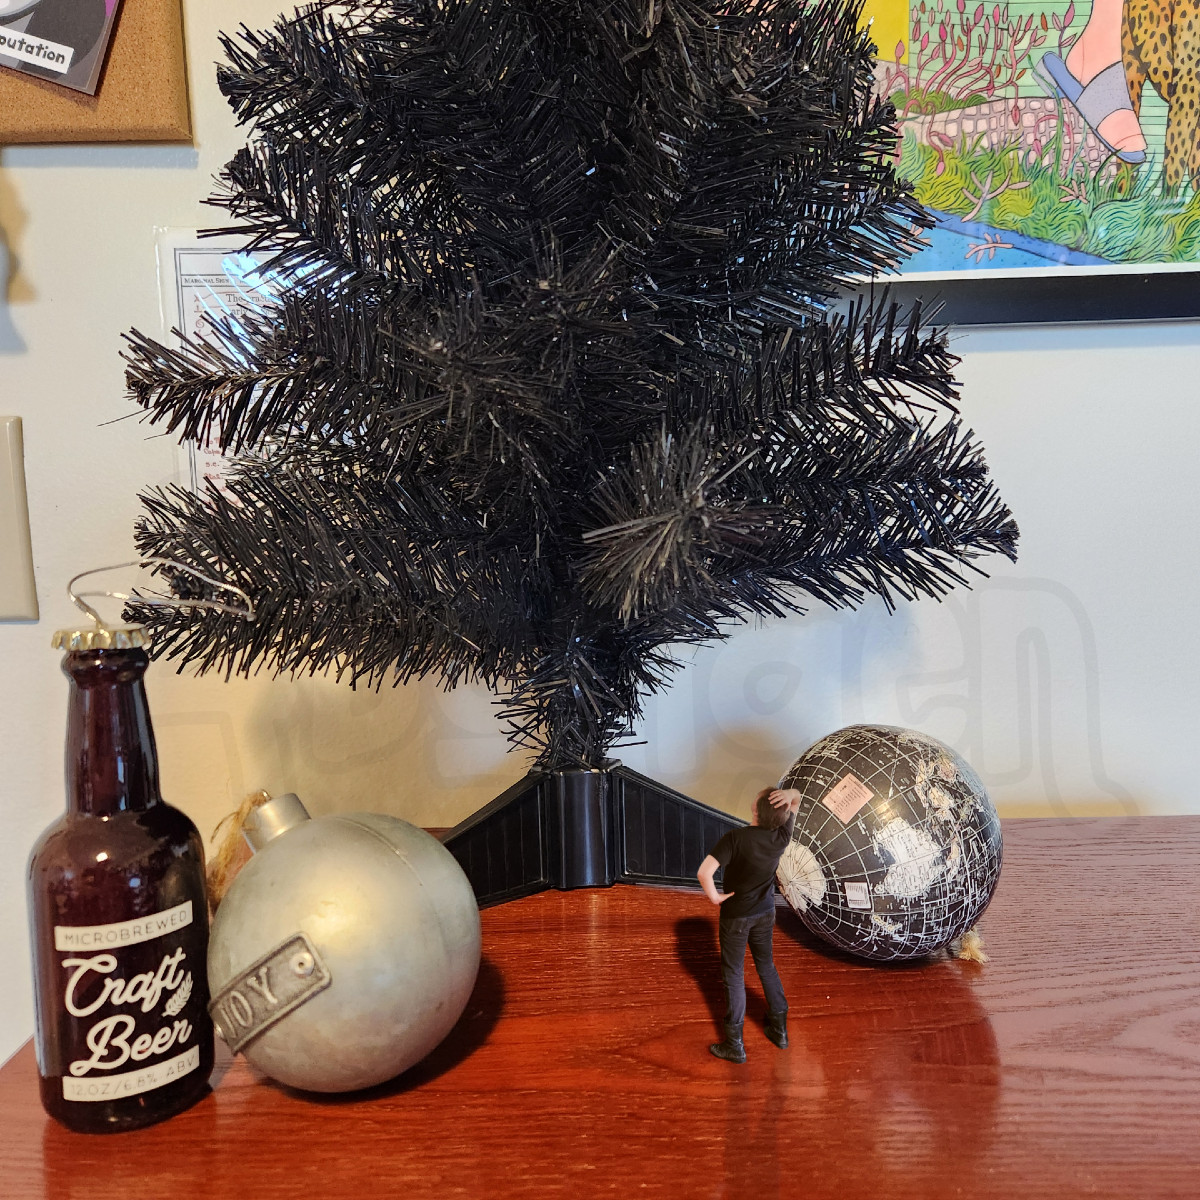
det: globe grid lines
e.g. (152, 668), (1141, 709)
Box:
(777, 725), (1002, 961)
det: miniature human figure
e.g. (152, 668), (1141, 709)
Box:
(697, 787), (801, 1064)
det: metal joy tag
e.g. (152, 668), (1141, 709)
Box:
(208, 932), (332, 1054)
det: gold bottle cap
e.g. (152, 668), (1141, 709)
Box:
(51, 626), (151, 652)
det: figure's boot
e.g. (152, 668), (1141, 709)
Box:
(765, 1010), (788, 1049)
(709, 1022), (746, 1063)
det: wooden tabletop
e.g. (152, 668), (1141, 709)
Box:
(3, 817), (1199, 1199)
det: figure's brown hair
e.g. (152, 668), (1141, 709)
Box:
(755, 787), (789, 831)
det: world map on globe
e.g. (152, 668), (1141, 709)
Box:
(775, 725), (1002, 962)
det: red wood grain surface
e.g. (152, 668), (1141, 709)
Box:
(3, 817), (1199, 1199)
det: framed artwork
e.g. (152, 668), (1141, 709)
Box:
(864, 0), (1200, 319)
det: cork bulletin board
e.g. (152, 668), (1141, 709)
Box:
(0, 0), (190, 143)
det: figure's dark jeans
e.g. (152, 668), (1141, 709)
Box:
(718, 908), (787, 1028)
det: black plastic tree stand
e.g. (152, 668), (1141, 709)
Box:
(441, 764), (744, 907)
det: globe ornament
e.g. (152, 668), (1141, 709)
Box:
(776, 726), (1002, 962)
(208, 794), (481, 1092)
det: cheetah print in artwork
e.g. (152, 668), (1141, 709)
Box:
(1123, 0), (1200, 188)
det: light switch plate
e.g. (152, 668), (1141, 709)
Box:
(0, 415), (38, 621)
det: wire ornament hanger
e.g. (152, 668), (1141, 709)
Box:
(68, 558), (256, 630)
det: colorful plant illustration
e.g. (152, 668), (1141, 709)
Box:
(961, 166), (1029, 220)
(877, 0), (1049, 114)
(965, 233), (1015, 261)
(875, 0), (1200, 267)
(900, 128), (1200, 264)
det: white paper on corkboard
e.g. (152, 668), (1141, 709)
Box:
(0, 0), (124, 97)
(0, 0), (190, 143)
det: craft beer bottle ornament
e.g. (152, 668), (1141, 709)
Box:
(28, 624), (214, 1132)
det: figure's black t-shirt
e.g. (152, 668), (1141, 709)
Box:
(709, 812), (796, 919)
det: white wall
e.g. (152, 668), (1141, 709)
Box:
(2, 0), (1198, 1064)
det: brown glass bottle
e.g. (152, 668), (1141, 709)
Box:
(27, 635), (214, 1133)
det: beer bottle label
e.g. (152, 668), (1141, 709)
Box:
(51, 900), (205, 1102)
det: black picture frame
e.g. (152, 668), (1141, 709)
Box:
(875, 270), (1200, 325)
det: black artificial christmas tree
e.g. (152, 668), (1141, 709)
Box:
(124, 0), (1017, 904)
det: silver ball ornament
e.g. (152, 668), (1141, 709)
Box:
(776, 725), (1002, 962)
(208, 795), (481, 1092)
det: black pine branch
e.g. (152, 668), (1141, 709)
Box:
(124, 0), (1017, 769)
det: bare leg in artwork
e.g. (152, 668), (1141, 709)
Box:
(1036, 0), (1147, 163)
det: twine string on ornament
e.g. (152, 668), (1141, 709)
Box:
(208, 789), (274, 910)
(68, 557), (256, 630)
(952, 926), (989, 964)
